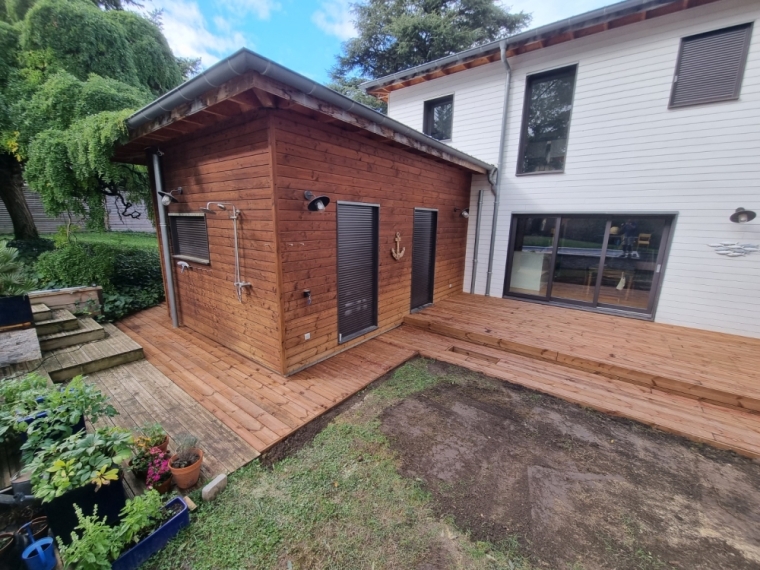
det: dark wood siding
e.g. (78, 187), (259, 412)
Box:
(155, 111), (284, 373)
(271, 110), (472, 373)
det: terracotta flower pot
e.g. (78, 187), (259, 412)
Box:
(169, 449), (203, 489)
(151, 476), (172, 494)
(157, 435), (169, 453)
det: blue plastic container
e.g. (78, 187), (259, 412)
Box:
(111, 497), (190, 570)
(21, 537), (56, 570)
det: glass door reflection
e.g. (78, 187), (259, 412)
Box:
(507, 216), (557, 298)
(596, 217), (668, 311)
(550, 217), (608, 304)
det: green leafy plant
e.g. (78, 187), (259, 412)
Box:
(35, 242), (164, 321)
(57, 504), (121, 570)
(0, 240), (37, 296)
(21, 375), (117, 462)
(116, 489), (164, 546)
(170, 433), (199, 469)
(0, 372), (49, 443)
(59, 490), (169, 568)
(28, 426), (132, 503)
(137, 423), (166, 448)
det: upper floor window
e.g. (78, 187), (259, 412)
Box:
(517, 65), (577, 175)
(423, 95), (453, 141)
(169, 213), (210, 264)
(670, 23), (753, 108)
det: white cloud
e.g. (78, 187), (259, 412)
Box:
(312, 0), (356, 41)
(139, 0), (249, 67)
(220, 0), (281, 20)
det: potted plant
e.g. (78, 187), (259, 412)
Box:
(0, 373), (49, 445)
(128, 424), (168, 481)
(169, 434), (203, 490)
(145, 448), (172, 494)
(27, 427), (132, 544)
(58, 490), (189, 570)
(20, 375), (117, 462)
(0, 240), (36, 331)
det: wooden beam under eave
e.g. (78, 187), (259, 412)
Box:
(252, 87), (276, 108)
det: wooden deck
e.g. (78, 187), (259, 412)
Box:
(117, 305), (417, 454)
(398, 293), (760, 458)
(88, 359), (258, 496)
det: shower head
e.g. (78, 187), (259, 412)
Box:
(199, 203), (217, 214)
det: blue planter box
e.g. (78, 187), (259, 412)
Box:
(111, 497), (190, 570)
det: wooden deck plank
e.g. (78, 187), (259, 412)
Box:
(404, 294), (760, 413)
(117, 306), (416, 454)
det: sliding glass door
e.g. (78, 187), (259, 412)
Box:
(505, 214), (672, 316)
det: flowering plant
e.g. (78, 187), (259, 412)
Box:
(145, 447), (171, 489)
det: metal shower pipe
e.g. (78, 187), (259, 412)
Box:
(200, 202), (251, 302)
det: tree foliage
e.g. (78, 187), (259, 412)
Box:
(330, 0), (531, 110)
(0, 0), (188, 231)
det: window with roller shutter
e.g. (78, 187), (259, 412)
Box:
(670, 23), (753, 108)
(169, 213), (210, 264)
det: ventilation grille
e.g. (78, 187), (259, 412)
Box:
(170, 215), (210, 261)
(671, 24), (752, 108)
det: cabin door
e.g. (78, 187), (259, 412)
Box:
(411, 208), (437, 311)
(337, 202), (379, 343)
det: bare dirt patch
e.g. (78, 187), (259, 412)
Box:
(380, 361), (760, 570)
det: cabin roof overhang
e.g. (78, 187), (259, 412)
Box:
(361, 0), (724, 101)
(114, 49), (493, 174)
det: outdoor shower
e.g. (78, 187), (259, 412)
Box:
(200, 202), (252, 302)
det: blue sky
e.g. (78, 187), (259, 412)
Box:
(138, 0), (614, 84)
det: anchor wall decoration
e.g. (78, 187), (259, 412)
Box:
(391, 232), (405, 261)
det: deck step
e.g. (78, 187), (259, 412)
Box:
(45, 323), (144, 382)
(403, 313), (760, 415)
(35, 309), (79, 337)
(380, 326), (760, 459)
(31, 303), (52, 323)
(39, 318), (106, 351)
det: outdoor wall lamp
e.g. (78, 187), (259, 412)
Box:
(158, 187), (182, 206)
(730, 207), (756, 223)
(304, 191), (330, 212)
(454, 208), (469, 219)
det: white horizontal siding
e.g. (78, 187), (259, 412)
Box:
(389, 0), (760, 338)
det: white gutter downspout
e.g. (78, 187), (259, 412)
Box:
(485, 40), (512, 296)
(150, 151), (179, 328)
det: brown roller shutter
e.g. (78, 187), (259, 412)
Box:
(411, 209), (437, 311)
(337, 203), (379, 343)
(670, 23), (753, 108)
(169, 215), (210, 261)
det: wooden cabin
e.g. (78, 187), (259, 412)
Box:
(114, 49), (492, 376)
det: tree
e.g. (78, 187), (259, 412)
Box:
(330, 0), (531, 110)
(0, 0), (187, 238)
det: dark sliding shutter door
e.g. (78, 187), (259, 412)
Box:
(337, 203), (378, 342)
(671, 23), (753, 108)
(411, 209), (437, 311)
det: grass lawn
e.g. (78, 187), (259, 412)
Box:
(0, 231), (158, 250)
(148, 360), (532, 570)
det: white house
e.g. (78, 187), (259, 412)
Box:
(362, 0), (760, 338)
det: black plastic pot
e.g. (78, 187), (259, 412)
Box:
(0, 295), (33, 330)
(43, 473), (127, 545)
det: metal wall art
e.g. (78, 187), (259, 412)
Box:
(708, 242), (759, 257)
(391, 232), (405, 261)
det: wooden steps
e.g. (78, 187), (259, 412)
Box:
(31, 303), (52, 322)
(404, 294), (760, 415)
(39, 318), (106, 351)
(379, 326), (760, 459)
(45, 324), (144, 382)
(35, 309), (79, 336)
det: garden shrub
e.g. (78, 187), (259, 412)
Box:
(35, 243), (164, 321)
